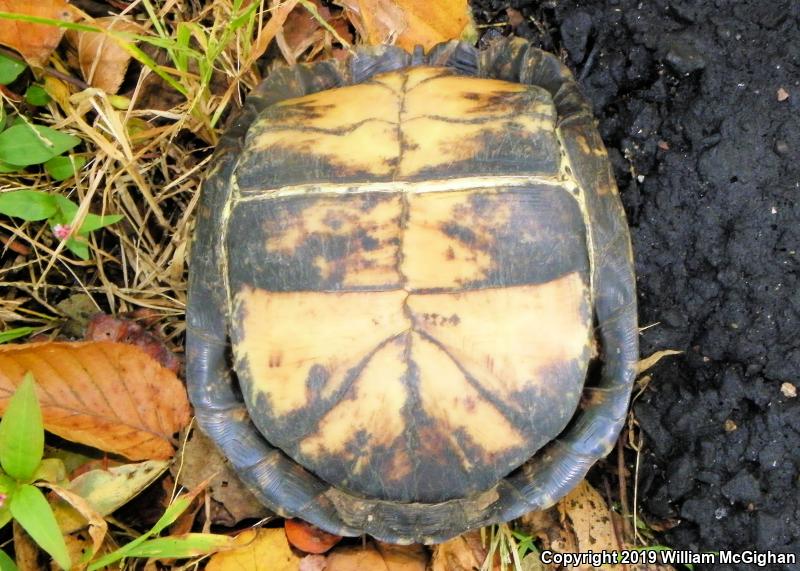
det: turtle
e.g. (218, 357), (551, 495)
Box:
(187, 37), (638, 544)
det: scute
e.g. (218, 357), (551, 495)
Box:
(233, 66), (560, 190)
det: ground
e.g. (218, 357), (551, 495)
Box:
(470, 0), (800, 567)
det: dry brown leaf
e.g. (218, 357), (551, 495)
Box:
(0, 0), (75, 67)
(206, 528), (302, 571)
(637, 349), (682, 374)
(431, 531), (493, 571)
(48, 484), (108, 560)
(173, 429), (271, 526)
(66, 16), (141, 94)
(336, 0), (476, 51)
(280, 0), (351, 62)
(0, 341), (190, 460)
(558, 480), (621, 557)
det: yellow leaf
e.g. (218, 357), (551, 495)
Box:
(0, 341), (190, 460)
(337, 0), (476, 51)
(206, 528), (302, 571)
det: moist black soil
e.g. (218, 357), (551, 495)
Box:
(470, 1), (800, 568)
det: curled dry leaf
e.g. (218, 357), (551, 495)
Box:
(54, 460), (169, 533)
(0, 341), (190, 460)
(285, 518), (342, 554)
(65, 16), (142, 94)
(0, 0), (76, 67)
(206, 528), (302, 571)
(336, 0), (476, 51)
(48, 483), (108, 559)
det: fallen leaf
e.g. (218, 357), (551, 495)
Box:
(336, 0), (476, 51)
(521, 481), (678, 571)
(53, 460), (169, 533)
(66, 16), (141, 94)
(558, 481), (620, 556)
(172, 429), (272, 526)
(48, 483), (108, 560)
(0, 341), (191, 460)
(0, 0), (75, 67)
(431, 531), (492, 571)
(280, 0), (351, 63)
(637, 349), (682, 374)
(285, 519), (342, 554)
(206, 528), (302, 571)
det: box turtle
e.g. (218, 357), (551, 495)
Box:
(187, 37), (638, 544)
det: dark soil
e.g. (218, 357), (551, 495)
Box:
(471, 0), (800, 568)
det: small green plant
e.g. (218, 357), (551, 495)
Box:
(0, 190), (121, 259)
(0, 373), (71, 569)
(0, 374), (233, 570)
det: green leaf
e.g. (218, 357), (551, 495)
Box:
(77, 212), (123, 234)
(9, 485), (70, 570)
(0, 124), (80, 166)
(123, 533), (234, 560)
(0, 106), (6, 132)
(0, 327), (35, 344)
(44, 155), (86, 181)
(0, 549), (18, 571)
(0, 508), (11, 531)
(0, 373), (43, 481)
(50, 193), (77, 226)
(0, 162), (22, 173)
(24, 85), (51, 106)
(0, 53), (25, 85)
(0, 190), (58, 221)
(65, 237), (90, 260)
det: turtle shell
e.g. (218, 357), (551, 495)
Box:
(187, 38), (638, 544)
